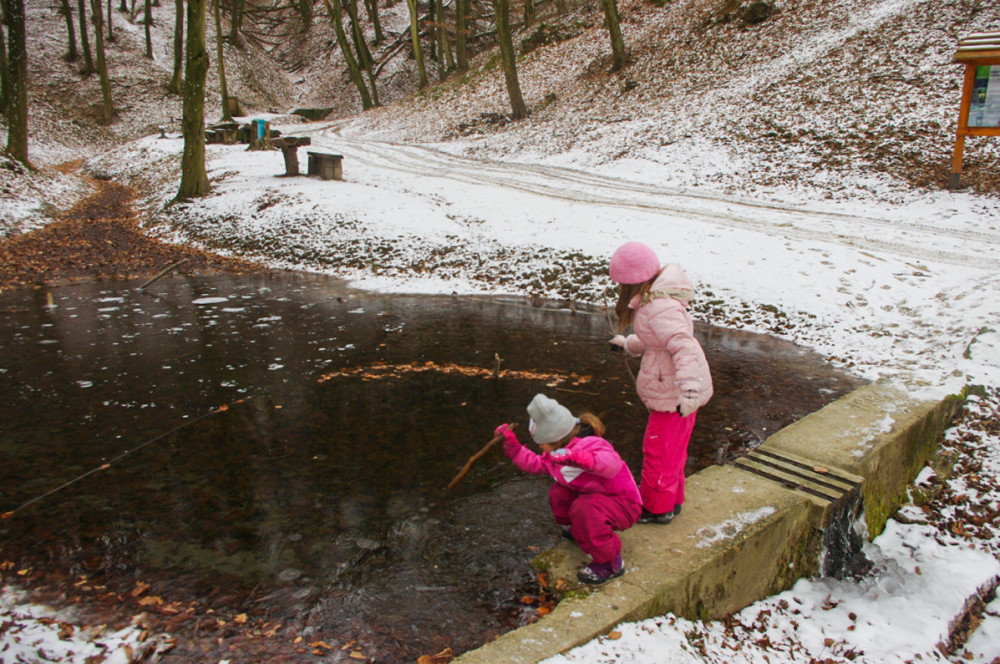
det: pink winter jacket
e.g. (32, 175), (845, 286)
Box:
(622, 264), (714, 413)
(503, 433), (641, 505)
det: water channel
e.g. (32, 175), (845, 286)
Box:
(0, 272), (864, 661)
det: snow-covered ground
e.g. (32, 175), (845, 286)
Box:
(3, 0), (1000, 660)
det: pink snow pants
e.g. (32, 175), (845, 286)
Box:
(548, 484), (641, 564)
(640, 410), (697, 514)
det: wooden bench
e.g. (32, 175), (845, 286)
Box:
(270, 136), (312, 176)
(307, 151), (344, 181)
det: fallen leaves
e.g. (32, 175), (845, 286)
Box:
(0, 181), (265, 293)
(317, 361), (593, 388)
(417, 647), (454, 663)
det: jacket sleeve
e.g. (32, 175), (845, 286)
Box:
(503, 431), (548, 476)
(623, 333), (645, 356)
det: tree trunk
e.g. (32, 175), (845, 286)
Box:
(296, 0), (312, 29)
(491, 0), (526, 119)
(168, 0), (182, 93)
(600, 0), (625, 71)
(344, 0), (379, 106)
(2, 0), (30, 166)
(362, 0), (382, 45)
(177, 0), (209, 199)
(144, 0), (153, 57)
(91, 0), (114, 123)
(0, 5), (9, 116)
(77, 0), (96, 74)
(435, 0), (453, 80)
(321, 0), (372, 109)
(455, 0), (467, 73)
(227, 0), (243, 47)
(524, 0), (533, 26)
(106, 0), (114, 41)
(60, 0), (80, 62)
(405, 0), (426, 88)
(212, 0), (231, 120)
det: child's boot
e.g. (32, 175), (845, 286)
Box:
(638, 504), (682, 525)
(577, 553), (624, 584)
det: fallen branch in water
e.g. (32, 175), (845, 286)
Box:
(138, 258), (190, 290)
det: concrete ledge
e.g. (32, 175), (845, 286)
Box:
(451, 383), (964, 664)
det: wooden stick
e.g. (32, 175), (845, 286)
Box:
(447, 423), (517, 489)
(603, 295), (636, 384)
(138, 258), (190, 290)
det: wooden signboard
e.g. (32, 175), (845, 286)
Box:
(950, 32), (1000, 189)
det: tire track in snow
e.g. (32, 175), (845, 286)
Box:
(298, 124), (1000, 271)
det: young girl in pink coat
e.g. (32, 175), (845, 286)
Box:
(608, 242), (713, 524)
(495, 393), (642, 584)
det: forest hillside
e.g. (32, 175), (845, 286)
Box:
(1, 0), (998, 235)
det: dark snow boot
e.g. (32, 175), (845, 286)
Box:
(638, 504), (682, 525)
(577, 554), (624, 584)
(638, 508), (674, 524)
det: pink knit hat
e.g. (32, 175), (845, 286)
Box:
(609, 242), (660, 284)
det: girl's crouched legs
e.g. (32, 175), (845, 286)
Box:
(640, 410), (697, 516)
(567, 492), (640, 564)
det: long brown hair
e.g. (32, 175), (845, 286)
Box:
(614, 273), (660, 331)
(578, 412), (606, 437)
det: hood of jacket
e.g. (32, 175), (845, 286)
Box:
(632, 264), (695, 308)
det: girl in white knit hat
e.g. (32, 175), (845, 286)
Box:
(494, 393), (642, 584)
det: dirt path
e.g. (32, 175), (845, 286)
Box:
(0, 179), (266, 293)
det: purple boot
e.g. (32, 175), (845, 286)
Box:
(577, 553), (624, 584)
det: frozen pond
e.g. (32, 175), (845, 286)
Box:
(0, 272), (864, 661)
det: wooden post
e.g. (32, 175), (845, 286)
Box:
(950, 64), (976, 189)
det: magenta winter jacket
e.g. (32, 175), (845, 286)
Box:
(503, 434), (641, 505)
(622, 264), (714, 413)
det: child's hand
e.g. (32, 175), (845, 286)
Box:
(678, 388), (699, 417)
(495, 424), (521, 458)
(549, 448), (595, 470)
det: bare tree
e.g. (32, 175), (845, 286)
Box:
(106, 0), (113, 41)
(405, 0), (426, 88)
(59, 0), (80, 61)
(491, 0), (526, 119)
(212, 0), (232, 119)
(144, 0), (153, 58)
(455, 0), (468, 73)
(344, 0), (379, 106)
(600, 0), (625, 71)
(90, 0), (114, 123)
(434, 0), (453, 80)
(227, 0), (244, 47)
(0, 2), (9, 116)
(177, 0), (209, 199)
(362, 0), (381, 45)
(168, 0), (182, 93)
(3, 0), (30, 166)
(321, 0), (373, 109)
(77, 0), (96, 74)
